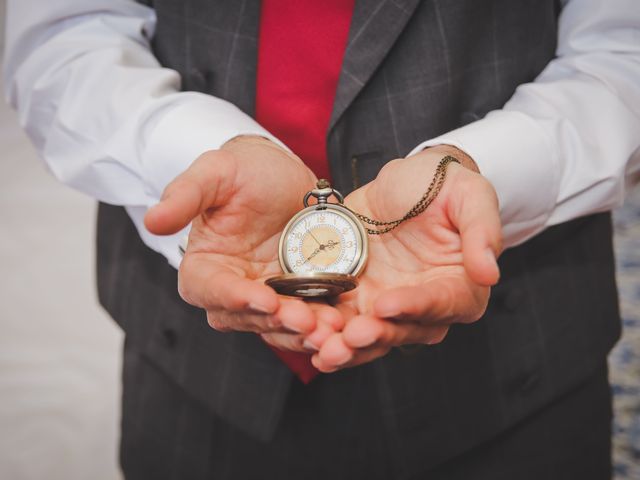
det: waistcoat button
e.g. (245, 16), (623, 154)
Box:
(161, 328), (178, 348)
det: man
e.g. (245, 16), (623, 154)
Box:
(5, 0), (640, 478)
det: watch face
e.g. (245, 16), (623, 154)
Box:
(281, 205), (366, 276)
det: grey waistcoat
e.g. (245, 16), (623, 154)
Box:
(98, 0), (620, 475)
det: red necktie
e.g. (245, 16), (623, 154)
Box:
(255, 0), (355, 382)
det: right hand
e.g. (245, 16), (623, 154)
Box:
(311, 146), (502, 372)
(144, 135), (344, 351)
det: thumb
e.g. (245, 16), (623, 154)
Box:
(144, 151), (235, 235)
(448, 175), (502, 286)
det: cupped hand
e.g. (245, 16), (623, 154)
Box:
(312, 146), (503, 372)
(144, 136), (343, 351)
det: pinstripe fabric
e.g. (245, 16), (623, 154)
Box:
(329, 0), (421, 130)
(118, 348), (611, 480)
(99, 1), (620, 477)
(97, 204), (293, 441)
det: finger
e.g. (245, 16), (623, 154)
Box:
(144, 150), (237, 235)
(178, 257), (280, 315)
(301, 319), (341, 352)
(260, 309), (340, 352)
(275, 298), (316, 334)
(448, 176), (502, 286)
(206, 309), (282, 333)
(269, 301), (346, 351)
(311, 345), (391, 373)
(342, 315), (449, 349)
(332, 300), (359, 322)
(307, 302), (345, 330)
(314, 333), (354, 372)
(260, 332), (307, 352)
(373, 280), (487, 325)
(206, 298), (316, 335)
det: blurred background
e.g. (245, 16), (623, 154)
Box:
(0, 1), (638, 479)
(0, 1), (123, 479)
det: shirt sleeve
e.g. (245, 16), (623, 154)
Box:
(3, 0), (286, 269)
(408, 0), (640, 247)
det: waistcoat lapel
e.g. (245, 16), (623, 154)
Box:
(329, 0), (421, 130)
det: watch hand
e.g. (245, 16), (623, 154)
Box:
(303, 247), (321, 264)
(308, 230), (322, 247)
(302, 240), (339, 266)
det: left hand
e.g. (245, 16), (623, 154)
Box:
(311, 146), (503, 372)
(144, 135), (344, 353)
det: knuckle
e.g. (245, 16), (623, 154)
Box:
(239, 312), (278, 334)
(252, 317), (277, 334)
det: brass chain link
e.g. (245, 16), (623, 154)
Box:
(347, 155), (460, 235)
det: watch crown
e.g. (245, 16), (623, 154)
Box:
(316, 179), (331, 189)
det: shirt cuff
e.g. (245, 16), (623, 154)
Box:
(136, 93), (287, 269)
(124, 205), (187, 269)
(140, 92), (288, 200)
(408, 110), (561, 247)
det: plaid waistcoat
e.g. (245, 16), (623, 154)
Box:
(98, 0), (620, 475)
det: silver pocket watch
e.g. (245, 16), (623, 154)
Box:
(266, 180), (368, 298)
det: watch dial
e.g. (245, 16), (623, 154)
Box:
(284, 209), (361, 275)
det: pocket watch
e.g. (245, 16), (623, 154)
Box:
(266, 179), (368, 298)
(265, 156), (460, 298)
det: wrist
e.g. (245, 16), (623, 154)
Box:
(221, 134), (296, 160)
(221, 134), (314, 177)
(425, 144), (480, 174)
(222, 134), (277, 149)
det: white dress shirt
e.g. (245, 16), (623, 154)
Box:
(4, 0), (640, 268)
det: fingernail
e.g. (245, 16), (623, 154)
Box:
(249, 302), (275, 314)
(303, 339), (319, 352)
(283, 324), (304, 334)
